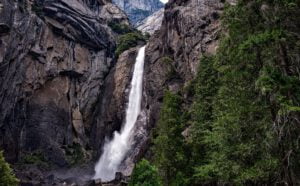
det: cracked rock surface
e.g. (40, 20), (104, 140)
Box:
(0, 0), (128, 170)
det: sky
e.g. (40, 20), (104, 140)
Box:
(160, 0), (168, 3)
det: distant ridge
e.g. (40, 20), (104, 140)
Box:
(112, 0), (164, 25)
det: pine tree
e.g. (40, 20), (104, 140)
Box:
(129, 159), (162, 186)
(151, 0), (300, 185)
(193, 0), (300, 184)
(153, 91), (188, 186)
(189, 56), (219, 184)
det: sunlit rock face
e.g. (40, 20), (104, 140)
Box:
(136, 8), (164, 35)
(112, 0), (164, 25)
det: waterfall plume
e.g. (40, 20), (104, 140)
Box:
(93, 46), (146, 181)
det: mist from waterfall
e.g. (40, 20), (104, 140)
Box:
(93, 46), (146, 181)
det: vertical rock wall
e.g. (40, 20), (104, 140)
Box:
(112, 0), (164, 25)
(105, 0), (230, 177)
(116, 0), (232, 173)
(143, 0), (226, 129)
(0, 0), (128, 167)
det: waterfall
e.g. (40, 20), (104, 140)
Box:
(93, 46), (146, 181)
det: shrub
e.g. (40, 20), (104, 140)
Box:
(115, 32), (146, 57)
(160, 56), (179, 80)
(20, 151), (50, 169)
(108, 22), (133, 35)
(129, 159), (162, 186)
(0, 151), (19, 186)
(161, 56), (173, 65)
(65, 143), (85, 166)
(143, 32), (151, 40)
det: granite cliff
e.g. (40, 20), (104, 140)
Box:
(142, 0), (227, 139)
(112, 0), (164, 25)
(0, 0), (131, 183)
(110, 0), (233, 180)
(136, 8), (164, 35)
(0, 0), (235, 185)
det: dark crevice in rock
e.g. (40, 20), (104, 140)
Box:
(0, 23), (10, 35)
(59, 70), (83, 78)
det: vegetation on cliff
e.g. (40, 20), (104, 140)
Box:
(129, 159), (162, 186)
(151, 0), (300, 185)
(109, 20), (150, 58)
(108, 22), (133, 35)
(152, 91), (189, 185)
(0, 151), (19, 186)
(115, 31), (147, 57)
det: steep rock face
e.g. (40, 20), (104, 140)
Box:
(139, 0), (229, 156)
(0, 0), (128, 168)
(101, 0), (230, 178)
(112, 0), (164, 25)
(136, 8), (164, 35)
(145, 0), (224, 81)
(91, 46), (140, 158)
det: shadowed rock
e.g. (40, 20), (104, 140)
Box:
(0, 0), (128, 176)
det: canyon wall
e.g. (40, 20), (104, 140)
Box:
(0, 0), (129, 168)
(112, 0), (164, 25)
(116, 0), (234, 177)
(142, 0), (226, 140)
(136, 8), (164, 35)
(0, 0), (235, 184)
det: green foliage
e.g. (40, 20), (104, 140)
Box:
(115, 32), (146, 57)
(153, 91), (190, 186)
(160, 57), (179, 80)
(151, 0), (300, 185)
(108, 22), (133, 35)
(144, 32), (151, 40)
(188, 56), (220, 184)
(0, 151), (19, 186)
(192, 0), (300, 184)
(20, 150), (50, 169)
(191, 0), (300, 185)
(129, 159), (162, 186)
(65, 143), (85, 166)
(161, 56), (173, 65)
(182, 79), (197, 97)
(111, 22), (150, 58)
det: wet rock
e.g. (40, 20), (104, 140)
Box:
(91, 46), (140, 157)
(114, 172), (123, 181)
(119, 0), (232, 177)
(98, 172), (129, 186)
(62, 177), (79, 186)
(93, 178), (102, 185)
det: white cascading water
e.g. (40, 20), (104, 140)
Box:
(93, 46), (146, 181)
